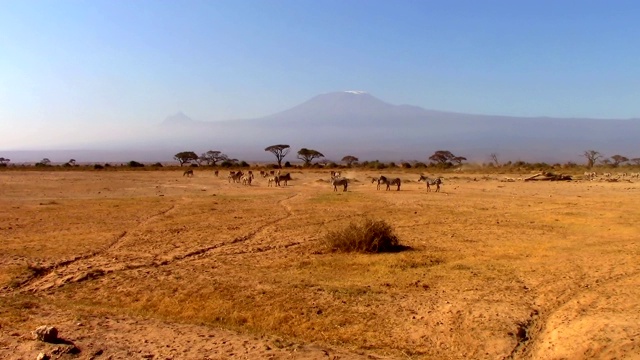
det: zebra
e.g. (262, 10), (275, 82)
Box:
(267, 176), (276, 187)
(387, 178), (401, 191)
(330, 171), (341, 179)
(183, 169), (194, 177)
(378, 177), (401, 191)
(371, 175), (388, 190)
(417, 175), (442, 192)
(275, 173), (292, 186)
(331, 177), (348, 192)
(228, 171), (243, 183)
(241, 175), (252, 186)
(214, 170), (219, 177)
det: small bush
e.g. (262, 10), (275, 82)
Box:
(151, 162), (163, 167)
(323, 218), (401, 253)
(94, 164), (104, 170)
(128, 161), (145, 168)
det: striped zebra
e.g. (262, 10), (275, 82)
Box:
(379, 177), (401, 191)
(275, 173), (292, 186)
(228, 171), (243, 183)
(331, 177), (348, 192)
(371, 175), (388, 190)
(183, 169), (194, 177)
(418, 175), (442, 192)
(241, 175), (252, 186)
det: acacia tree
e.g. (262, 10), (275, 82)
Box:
(429, 150), (457, 167)
(341, 155), (359, 166)
(631, 158), (640, 166)
(452, 156), (467, 166)
(200, 150), (228, 166)
(583, 150), (603, 169)
(174, 151), (199, 167)
(265, 144), (290, 168)
(610, 155), (629, 167)
(297, 148), (324, 166)
(41, 158), (51, 166)
(0, 157), (10, 165)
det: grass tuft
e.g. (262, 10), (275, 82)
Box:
(323, 218), (401, 253)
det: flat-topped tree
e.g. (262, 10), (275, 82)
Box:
(265, 144), (290, 168)
(174, 151), (199, 167)
(341, 155), (359, 166)
(0, 157), (10, 165)
(429, 150), (457, 167)
(611, 155), (629, 167)
(297, 148), (324, 167)
(200, 150), (228, 166)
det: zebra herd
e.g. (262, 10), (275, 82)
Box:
(584, 171), (640, 181)
(184, 168), (444, 193)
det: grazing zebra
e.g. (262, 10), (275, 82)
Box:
(417, 175), (442, 192)
(275, 173), (292, 186)
(331, 177), (348, 192)
(241, 175), (252, 186)
(183, 169), (194, 177)
(371, 175), (388, 190)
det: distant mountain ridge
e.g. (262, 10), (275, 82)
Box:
(154, 91), (639, 163)
(6, 91), (638, 163)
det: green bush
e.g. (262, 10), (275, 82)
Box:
(323, 218), (401, 253)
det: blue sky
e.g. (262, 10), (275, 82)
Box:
(1, 0), (639, 149)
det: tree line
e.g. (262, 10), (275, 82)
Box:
(2, 147), (639, 170)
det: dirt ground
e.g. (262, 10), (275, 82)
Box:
(1, 169), (639, 359)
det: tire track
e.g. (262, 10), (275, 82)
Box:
(2, 202), (181, 294)
(506, 268), (640, 359)
(9, 194), (299, 293)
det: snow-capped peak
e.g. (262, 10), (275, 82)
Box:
(344, 90), (368, 95)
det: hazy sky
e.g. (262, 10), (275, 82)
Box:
(1, 0), (639, 149)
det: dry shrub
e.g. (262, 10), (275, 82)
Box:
(324, 218), (401, 253)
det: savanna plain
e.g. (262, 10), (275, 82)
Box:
(1, 169), (639, 360)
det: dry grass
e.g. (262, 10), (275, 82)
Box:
(323, 218), (401, 253)
(1, 169), (639, 359)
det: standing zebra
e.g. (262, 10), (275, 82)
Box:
(331, 177), (348, 192)
(183, 169), (194, 177)
(371, 175), (388, 190)
(417, 175), (443, 192)
(386, 178), (401, 191)
(275, 173), (292, 186)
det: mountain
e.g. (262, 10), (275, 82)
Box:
(154, 91), (640, 163)
(161, 111), (198, 126)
